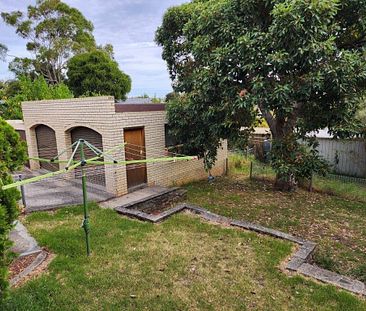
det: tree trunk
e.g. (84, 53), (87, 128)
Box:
(261, 109), (299, 192)
(274, 173), (297, 191)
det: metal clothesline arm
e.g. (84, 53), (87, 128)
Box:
(51, 140), (79, 161)
(2, 161), (82, 190)
(84, 140), (116, 162)
(66, 140), (81, 169)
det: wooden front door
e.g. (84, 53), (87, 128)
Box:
(124, 128), (147, 190)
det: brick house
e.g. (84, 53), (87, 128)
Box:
(11, 96), (227, 196)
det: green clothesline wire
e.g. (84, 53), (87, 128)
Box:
(88, 156), (197, 165)
(1, 139), (198, 257)
(30, 155), (196, 166)
(2, 161), (82, 190)
(2, 145), (198, 191)
(30, 157), (78, 164)
(2, 142), (126, 190)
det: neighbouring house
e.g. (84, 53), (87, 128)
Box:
(7, 96), (227, 196)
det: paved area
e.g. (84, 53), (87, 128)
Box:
(101, 186), (173, 209)
(10, 221), (41, 256)
(17, 170), (115, 212)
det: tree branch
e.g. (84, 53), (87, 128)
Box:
(258, 102), (277, 137)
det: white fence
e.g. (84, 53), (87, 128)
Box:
(316, 138), (366, 178)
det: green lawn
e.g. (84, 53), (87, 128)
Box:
(4, 204), (366, 310)
(313, 175), (366, 203)
(185, 154), (366, 284)
(231, 152), (366, 203)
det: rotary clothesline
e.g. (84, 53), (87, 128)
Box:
(21, 141), (192, 182)
(31, 141), (189, 163)
(2, 139), (198, 257)
(31, 144), (193, 172)
(4, 142), (197, 190)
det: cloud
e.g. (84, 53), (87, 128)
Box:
(0, 0), (187, 97)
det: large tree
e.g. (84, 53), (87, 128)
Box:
(1, 0), (96, 84)
(66, 50), (131, 100)
(156, 0), (366, 190)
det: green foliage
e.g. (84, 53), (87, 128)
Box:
(351, 264), (366, 283)
(356, 97), (366, 133)
(0, 117), (27, 300)
(270, 136), (329, 190)
(167, 95), (251, 170)
(1, 0), (96, 83)
(0, 118), (27, 171)
(0, 76), (73, 119)
(157, 0), (366, 189)
(0, 43), (7, 61)
(0, 80), (21, 100)
(7, 57), (38, 81)
(67, 50), (131, 100)
(165, 91), (178, 102)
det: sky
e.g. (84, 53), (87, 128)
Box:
(0, 0), (187, 98)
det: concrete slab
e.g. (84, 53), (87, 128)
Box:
(298, 263), (366, 295)
(100, 186), (172, 209)
(10, 221), (41, 256)
(16, 170), (115, 212)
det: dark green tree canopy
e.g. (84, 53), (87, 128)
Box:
(156, 0), (366, 189)
(67, 50), (131, 100)
(1, 0), (96, 83)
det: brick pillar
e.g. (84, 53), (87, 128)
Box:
(55, 129), (69, 170)
(26, 126), (40, 170)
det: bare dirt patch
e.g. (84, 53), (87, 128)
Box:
(10, 251), (54, 288)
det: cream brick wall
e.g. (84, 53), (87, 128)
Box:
(22, 96), (228, 196)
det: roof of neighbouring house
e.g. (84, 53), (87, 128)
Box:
(240, 127), (271, 135)
(115, 103), (165, 113)
(115, 97), (165, 113)
(118, 98), (154, 104)
(310, 128), (333, 138)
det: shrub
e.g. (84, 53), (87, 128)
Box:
(0, 117), (26, 300)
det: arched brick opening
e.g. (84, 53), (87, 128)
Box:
(69, 126), (106, 186)
(35, 124), (59, 171)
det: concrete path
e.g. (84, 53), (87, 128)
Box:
(16, 170), (115, 213)
(10, 221), (41, 256)
(101, 186), (172, 209)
